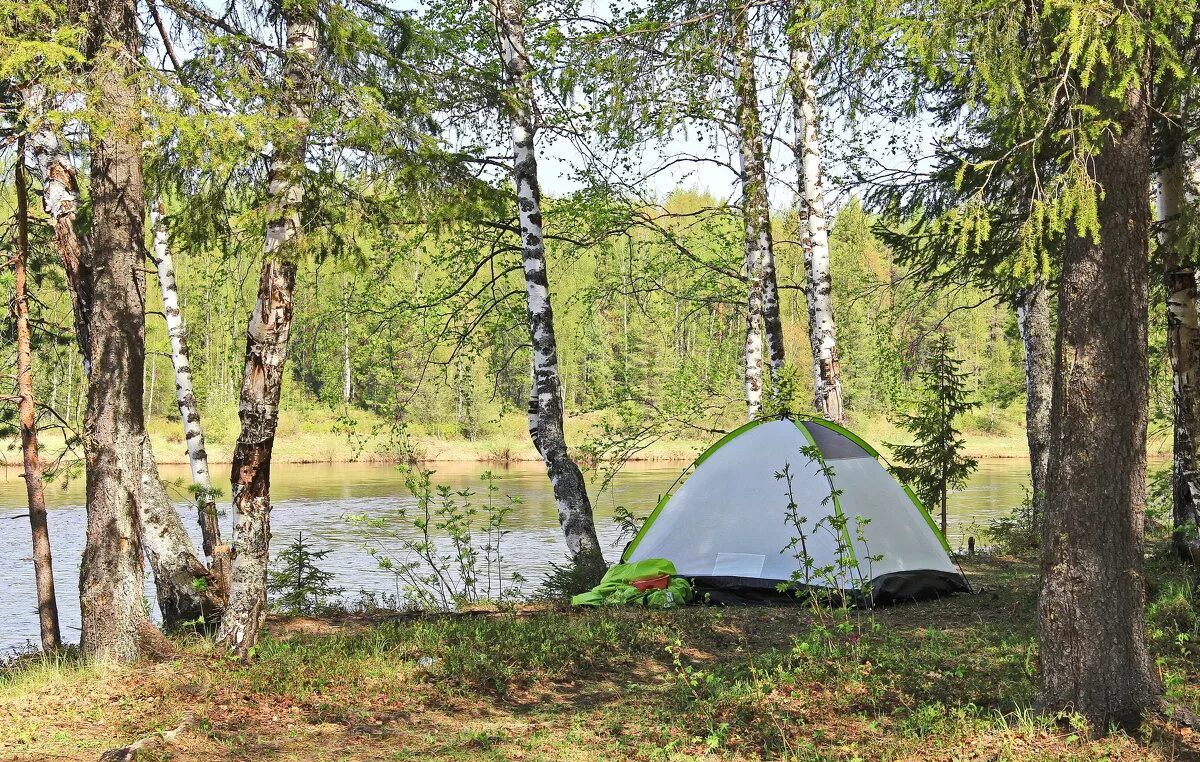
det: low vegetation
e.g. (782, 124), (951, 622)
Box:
(3, 553), (1197, 761)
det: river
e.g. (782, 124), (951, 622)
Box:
(0, 458), (1031, 651)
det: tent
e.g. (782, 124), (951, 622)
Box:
(622, 415), (970, 603)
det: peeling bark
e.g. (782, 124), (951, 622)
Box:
(78, 0), (157, 663)
(20, 85), (92, 373)
(1038, 75), (1160, 730)
(787, 17), (843, 422)
(1157, 140), (1200, 563)
(150, 203), (228, 578)
(13, 136), (63, 652)
(732, 4), (784, 418)
(218, 10), (315, 659)
(1015, 279), (1052, 526)
(487, 0), (606, 583)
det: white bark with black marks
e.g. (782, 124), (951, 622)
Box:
(732, 5), (784, 418)
(787, 20), (842, 422)
(150, 203), (224, 565)
(1157, 143), (1200, 562)
(139, 437), (225, 629)
(488, 0), (606, 581)
(218, 11), (315, 659)
(1015, 280), (1052, 525)
(20, 85), (92, 376)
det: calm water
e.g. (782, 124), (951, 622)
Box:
(0, 458), (1031, 651)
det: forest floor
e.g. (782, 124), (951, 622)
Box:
(3, 554), (1199, 761)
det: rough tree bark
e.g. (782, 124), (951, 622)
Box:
(1037, 74), (1160, 731)
(218, 8), (316, 659)
(1157, 139), (1200, 563)
(1014, 279), (1052, 527)
(487, 0), (607, 583)
(23, 88), (221, 630)
(14, 136), (63, 652)
(78, 0), (169, 663)
(732, 3), (785, 418)
(150, 203), (230, 582)
(787, 16), (843, 422)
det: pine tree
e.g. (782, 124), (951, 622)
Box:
(267, 531), (343, 615)
(889, 335), (979, 535)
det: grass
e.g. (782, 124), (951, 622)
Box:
(9, 404), (1083, 469)
(2, 555), (1198, 760)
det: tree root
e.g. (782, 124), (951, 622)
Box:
(1159, 698), (1200, 729)
(98, 715), (191, 761)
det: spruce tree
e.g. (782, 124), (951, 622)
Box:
(889, 334), (979, 536)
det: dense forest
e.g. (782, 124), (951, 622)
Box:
(2, 0), (1200, 756)
(10, 191), (1082, 450)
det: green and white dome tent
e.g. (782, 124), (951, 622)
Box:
(622, 415), (971, 603)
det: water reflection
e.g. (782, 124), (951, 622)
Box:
(0, 458), (1031, 650)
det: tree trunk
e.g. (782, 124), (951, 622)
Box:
(218, 10), (315, 659)
(1015, 279), (1052, 527)
(1157, 140), (1200, 563)
(78, 0), (164, 663)
(732, 4), (785, 418)
(1038, 75), (1160, 731)
(14, 136), (63, 652)
(342, 289), (352, 406)
(25, 86), (218, 632)
(487, 0), (606, 583)
(150, 202), (229, 576)
(787, 17), (843, 422)
(139, 437), (225, 630)
(20, 85), (92, 374)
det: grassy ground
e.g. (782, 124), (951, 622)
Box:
(3, 554), (1198, 761)
(11, 405), (1097, 468)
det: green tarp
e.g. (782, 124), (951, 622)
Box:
(570, 558), (693, 609)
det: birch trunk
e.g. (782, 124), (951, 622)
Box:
(78, 0), (169, 662)
(487, 0), (606, 583)
(787, 19), (843, 422)
(1014, 279), (1052, 527)
(342, 290), (352, 406)
(732, 5), (784, 418)
(1157, 142), (1200, 563)
(14, 137), (63, 652)
(150, 203), (228, 577)
(218, 10), (315, 659)
(20, 85), (92, 373)
(1037, 76), (1159, 730)
(139, 437), (225, 629)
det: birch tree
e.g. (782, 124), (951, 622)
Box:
(150, 203), (228, 581)
(21, 85), (91, 375)
(730, 3), (784, 419)
(1157, 137), (1200, 562)
(786, 11), (842, 422)
(12, 137), (63, 653)
(485, 0), (607, 582)
(218, 1), (317, 658)
(1014, 278), (1051, 525)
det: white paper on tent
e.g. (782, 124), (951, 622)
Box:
(711, 552), (765, 577)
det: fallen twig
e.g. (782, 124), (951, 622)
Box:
(98, 715), (191, 761)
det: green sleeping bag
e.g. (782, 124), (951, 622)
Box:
(571, 558), (693, 609)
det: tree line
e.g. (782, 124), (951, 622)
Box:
(1, 0), (1197, 735)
